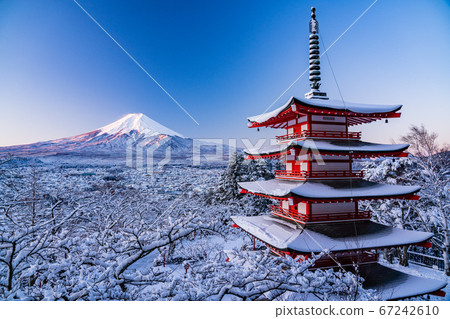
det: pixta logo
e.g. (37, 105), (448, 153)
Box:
(126, 137), (327, 173)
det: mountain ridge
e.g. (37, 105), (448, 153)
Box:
(0, 113), (225, 160)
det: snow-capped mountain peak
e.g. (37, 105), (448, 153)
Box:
(98, 113), (184, 138)
(0, 112), (234, 160)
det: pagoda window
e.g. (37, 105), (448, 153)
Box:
(300, 123), (308, 132)
(286, 162), (293, 171)
(300, 162), (308, 171)
(298, 202), (308, 215)
(297, 154), (312, 161)
(310, 123), (346, 132)
(282, 200), (290, 210)
(286, 154), (295, 161)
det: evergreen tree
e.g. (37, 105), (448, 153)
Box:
(213, 152), (278, 215)
(213, 152), (245, 202)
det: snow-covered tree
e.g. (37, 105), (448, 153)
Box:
(0, 158), (84, 296)
(360, 125), (449, 273)
(147, 249), (374, 301)
(213, 152), (245, 203)
(0, 197), (83, 296)
(212, 152), (278, 215)
(359, 157), (418, 265)
(0, 155), (381, 300)
(0, 155), (12, 166)
(401, 125), (449, 275)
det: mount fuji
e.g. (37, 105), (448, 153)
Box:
(0, 113), (228, 160)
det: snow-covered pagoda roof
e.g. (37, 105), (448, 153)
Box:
(231, 215), (432, 253)
(359, 263), (447, 300)
(244, 139), (410, 159)
(247, 96), (402, 128)
(238, 179), (420, 200)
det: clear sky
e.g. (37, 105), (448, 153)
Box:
(0, 0), (449, 147)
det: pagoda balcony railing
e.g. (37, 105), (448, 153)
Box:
(270, 247), (379, 267)
(311, 251), (379, 269)
(276, 130), (361, 142)
(269, 205), (371, 224)
(274, 170), (364, 180)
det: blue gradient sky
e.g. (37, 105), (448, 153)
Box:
(0, 0), (449, 147)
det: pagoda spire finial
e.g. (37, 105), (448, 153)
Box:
(305, 7), (329, 100)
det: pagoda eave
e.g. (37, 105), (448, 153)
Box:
(247, 97), (402, 128)
(244, 139), (410, 159)
(240, 188), (286, 200)
(231, 215), (434, 254)
(240, 188), (419, 202)
(359, 263), (447, 301)
(248, 111), (401, 129)
(293, 106), (402, 121)
(238, 179), (421, 202)
(248, 112), (296, 129)
(246, 151), (408, 160)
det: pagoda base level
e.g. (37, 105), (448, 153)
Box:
(247, 237), (447, 300)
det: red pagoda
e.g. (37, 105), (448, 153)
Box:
(231, 7), (446, 300)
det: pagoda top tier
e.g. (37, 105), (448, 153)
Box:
(248, 96), (402, 128)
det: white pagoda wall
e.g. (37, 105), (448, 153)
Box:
(311, 202), (356, 213)
(311, 162), (350, 171)
(296, 202), (356, 215)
